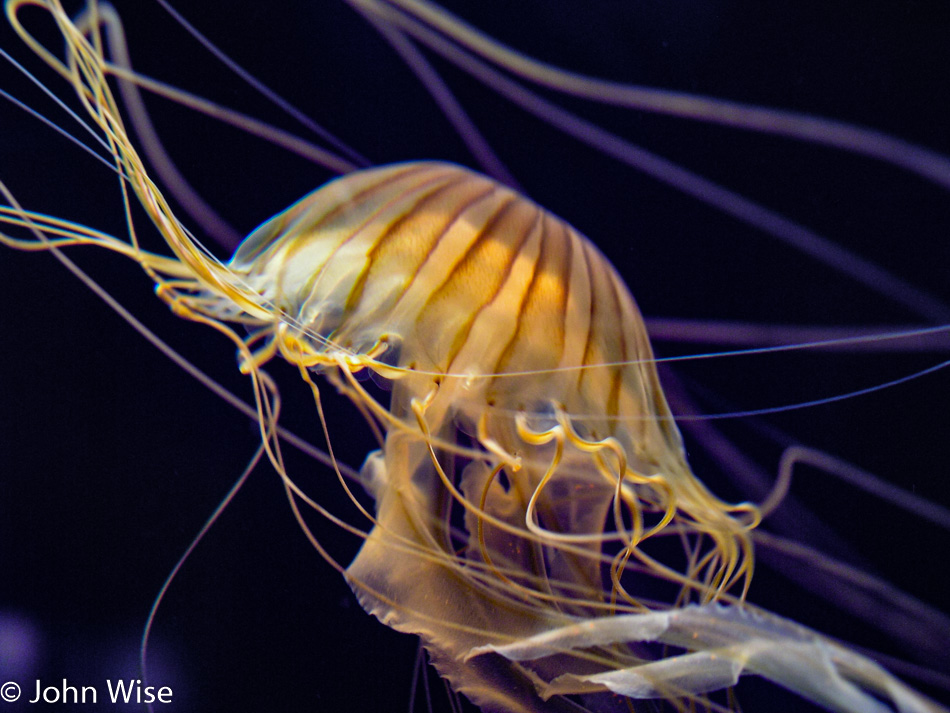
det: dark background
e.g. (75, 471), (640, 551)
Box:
(1, 1), (949, 711)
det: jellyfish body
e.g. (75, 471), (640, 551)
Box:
(221, 160), (755, 710)
(1, 1), (949, 712)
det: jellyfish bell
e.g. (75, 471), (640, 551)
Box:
(1, 1), (949, 712)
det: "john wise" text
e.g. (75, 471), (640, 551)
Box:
(28, 678), (173, 704)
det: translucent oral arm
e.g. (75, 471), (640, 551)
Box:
(471, 604), (946, 713)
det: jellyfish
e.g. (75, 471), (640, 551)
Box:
(1, 1), (948, 712)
